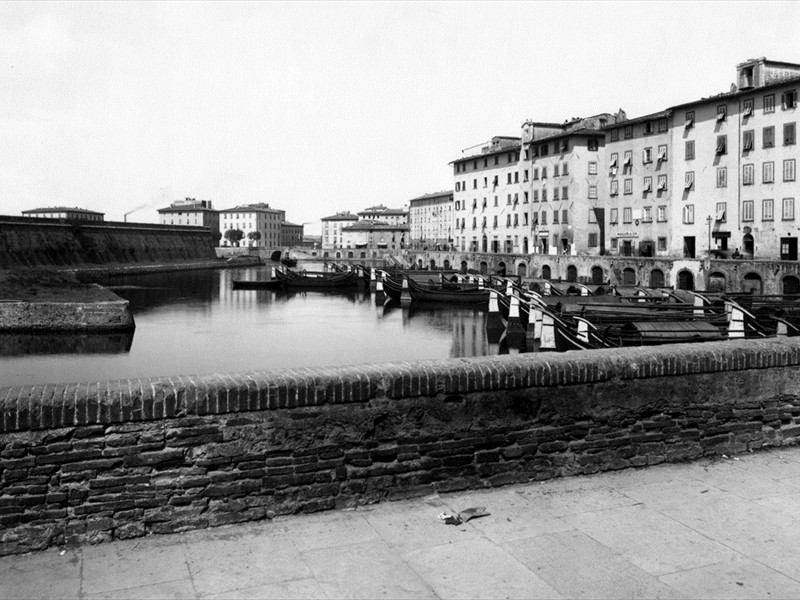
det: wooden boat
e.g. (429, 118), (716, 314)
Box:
(232, 279), (284, 290)
(602, 321), (726, 346)
(407, 277), (489, 304)
(281, 256), (298, 267)
(274, 268), (358, 289)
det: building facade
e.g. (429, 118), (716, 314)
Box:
(21, 207), (104, 222)
(219, 203), (285, 247)
(340, 220), (408, 251)
(280, 222), (304, 247)
(358, 205), (408, 225)
(157, 198), (220, 239)
(321, 211), (359, 249)
(408, 191), (453, 250)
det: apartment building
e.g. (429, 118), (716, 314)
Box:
(408, 191), (453, 250)
(157, 198), (219, 238)
(280, 221), (304, 247)
(22, 207), (104, 222)
(524, 115), (618, 256)
(451, 137), (527, 254)
(321, 211), (359, 249)
(603, 111), (673, 257)
(219, 203), (285, 247)
(340, 220), (408, 251)
(358, 205), (408, 225)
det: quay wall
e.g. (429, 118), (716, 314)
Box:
(406, 251), (800, 294)
(3, 339), (800, 553)
(0, 216), (215, 269)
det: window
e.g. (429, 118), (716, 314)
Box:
(643, 176), (652, 192)
(743, 99), (754, 117)
(644, 121), (653, 135)
(784, 122), (796, 145)
(473, 179), (477, 189)
(743, 164), (754, 185)
(541, 144), (549, 156)
(493, 216), (498, 228)
(716, 135), (727, 155)
(507, 194), (512, 205)
(588, 185), (598, 199)
(624, 125), (633, 139)
(782, 90), (797, 110)
(562, 163), (569, 176)
(610, 180), (619, 196)
(624, 179), (632, 195)
(542, 167), (547, 179)
(717, 167), (727, 188)
(542, 189), (547, 202)
(685, 111), (695, 128)
(715, 202), (727, 222)
(533, 168), (539, 180)
(642, 206), (652, 222)
(658, 237), (667, 251)
(611, 238), (618, 250)
(657, 206), (667, 222)
(507, 173), (512, 184)
(561, 140), (569, 153)
(658, 118), (668, 132)
(540, 212), (547, 225)
(763, 161), (775, 183)
(784, 158), (796, 181)
(643, 147), (652, 163)
(562, 185), (568, 200)
(685, 171), (695, 190)
(562, 210), (568, 224)
(610, 153), (618, 169)
(783, 197), (795, 220)
(588, 138), (599, 151)
(588, 233), (599, 247)
(506, 214), (511, 226)
(742, 200), (754, 222)
(743, 130), (754, 152)
(717, 105), (727, 122)
(588, 161), (597, 175)
(553, 188), (559, 201)
(685, 140), (695, 160)
(623, 207), (632, 223)
(658, 144), (668, 161)
(611, 128), (619, 141)
(763, 126), (775, 148)
(610, 208), (619, 223)
(523, 169), (529, 182)
(763, 199), (774, 221)
(533, 190), (539, 202)
(553, 164), (559, 177)
(623, 150), (632, 167)
(657, 175), (667, 191)
(524, 191), (529, 203)
(683, 204), (695, 224)
(764, 94), (775, 113)
(514, 171), (519, 183)
(524, 213), (529, 225)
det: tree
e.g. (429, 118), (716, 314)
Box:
(247, 231), (262, 247)
(224, 228), (244, 247)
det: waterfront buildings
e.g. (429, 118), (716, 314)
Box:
(157, 198), (220, 239)
(358, 205), (408, 225)
(280, 221), (304, 247)
(321, 211), (359, 249)
(21, 207), (104, 222)
(219, 203), (285, 248)
(340, 220), (409, 253)
(408, 191), (453, 250)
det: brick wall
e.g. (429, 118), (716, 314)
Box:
(3, 339), (800, 554)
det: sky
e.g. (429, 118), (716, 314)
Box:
(2, 1), (800, 235)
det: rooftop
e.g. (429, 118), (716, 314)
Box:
(219, 203), (284, 214)
(320, 211), (359, 221)
(22, 206), (104, 215)
(409, 191), (453, 203)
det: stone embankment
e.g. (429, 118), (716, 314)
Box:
(2, 338), (800, 554)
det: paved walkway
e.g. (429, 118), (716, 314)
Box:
(5, 447), (800, 599)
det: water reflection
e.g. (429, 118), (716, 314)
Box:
(0, 331), (134, 356)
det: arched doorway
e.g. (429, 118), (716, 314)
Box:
(649, 269), (665, 288)
(443, 259), (450, 270)
(430, 259), (436, 270)
(497, 261), (507, 276)
(743, 234), (754, 257)
(542, 265), (552, 280)
(460, 260), (468, 273)
(323, 252), (329, 258)
(567, 265), (578, 282)
(591, 266), (604, 284)
(708, 271), (726, 293)
(479, 261), (488, 274)
(335, 252), (341, 259)
(523, 237), (529, 254)
(743, 272), (763, 294)
(517, 262), (527, 277)
(677, 270), (694, 290)
(347, 251), (354, 258)
(417, 259), (423, 269)
(784, 275), (800, 295)
(622, 267), (636, 286)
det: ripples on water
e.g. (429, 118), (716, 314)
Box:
(0, 265), (509, 387)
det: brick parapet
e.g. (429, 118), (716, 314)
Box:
(2, 339), (800, 433)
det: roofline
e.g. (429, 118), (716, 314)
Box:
(668, 74), (800, 112)
(600, 110), (672, 131)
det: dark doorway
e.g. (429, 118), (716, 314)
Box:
(460, 260), (468, 273)
(781, 237), (798, 261)
(678, 270), (694, 290)
(649, 269), (665, 288)
(622, 268), (636, 286)
(784, 276), (800, 295)
(622, 240), (633, 256)
(443, 259), (450, 270)
(743, 273), (763, 294)
(566, 265), (578, 282)
(497, 262), (506, 276)
(522, 237), (529, 254)
(743, 234), (754, 257)
(708, 272), (726, 293)
(517, 263), (527, 277)
(479, 261), (488, 274)
(591, 266), (604, 284)
(683, 237), (696, 258)
(542, 265), (552, 280)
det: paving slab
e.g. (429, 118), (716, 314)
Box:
(0, 548), (82, 600)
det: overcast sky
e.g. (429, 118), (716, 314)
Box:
(2, 1), (799, 233)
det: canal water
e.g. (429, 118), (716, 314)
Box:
(0, 265), (501, 387)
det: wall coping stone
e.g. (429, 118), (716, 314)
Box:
(2, 338), (800, 433)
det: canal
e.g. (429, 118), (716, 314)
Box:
(0, 266), (504, 388)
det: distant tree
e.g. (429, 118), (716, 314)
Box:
(247, 231), (262, 247)
(224, 228), (244, 247)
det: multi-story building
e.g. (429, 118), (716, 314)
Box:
(451, 136), (526, 254)
(321, 211), (359, 249)
(340, 220), (408, 251)
(22, 207), (104, 222)
(219, 203), (285, 247)
(524, 115), (618, 256)
(602, 111), (673, 257)
(408, 191), (453, 250)
(358, 205), (408, 225)
(280, 222), (304, 247)
(157, 198), (220, 239)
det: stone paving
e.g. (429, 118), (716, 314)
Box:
(4, 446), (800, 599)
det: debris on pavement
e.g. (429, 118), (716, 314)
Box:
(437, 506), (490, 526)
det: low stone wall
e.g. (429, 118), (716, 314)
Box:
(2, 339), (800, 554)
